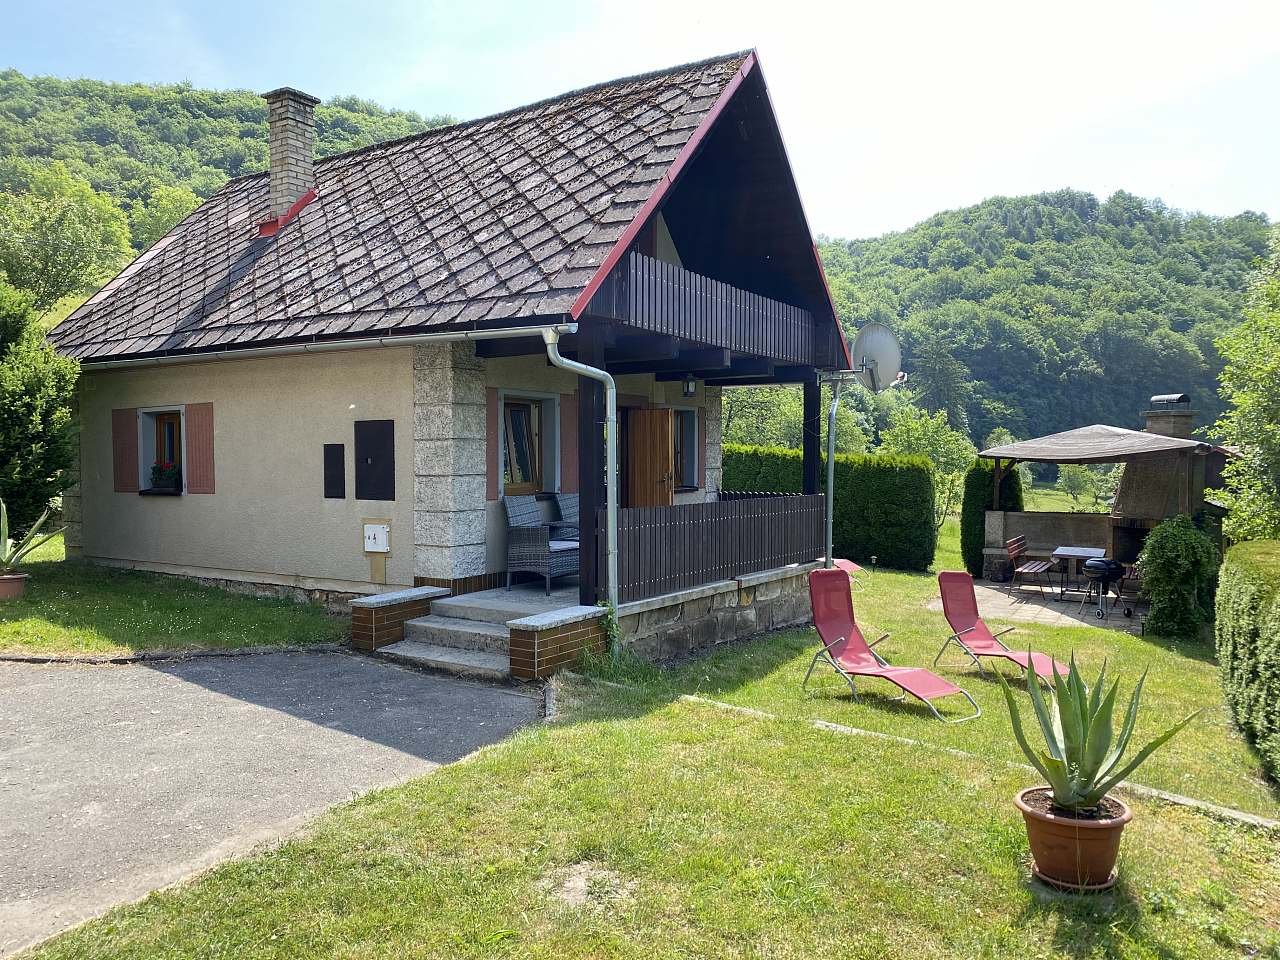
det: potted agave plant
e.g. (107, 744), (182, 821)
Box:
(1, 499), (64, 600)
(997, 658), (1200, 891)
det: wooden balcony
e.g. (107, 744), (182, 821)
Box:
(585, 251), (830, 368)
(603, 492), (824, 603)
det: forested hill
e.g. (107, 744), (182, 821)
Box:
(819, 190), (1271, 443)
(0, 69), (450, 204)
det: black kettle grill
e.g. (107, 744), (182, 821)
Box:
(1081, 557), (1129, 620)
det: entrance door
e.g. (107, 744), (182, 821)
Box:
(626, 408), (674, 507)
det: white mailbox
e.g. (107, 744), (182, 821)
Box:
(363, 523), (390, 554)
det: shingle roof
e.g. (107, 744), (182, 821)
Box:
(52, 52), (751, 362)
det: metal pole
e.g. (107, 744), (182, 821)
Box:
(542, 327), (618, 611)
(824, 379), (842, 568)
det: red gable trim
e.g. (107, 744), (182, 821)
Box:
(570, 52), (757, 320)
(258, 188), (318, 237)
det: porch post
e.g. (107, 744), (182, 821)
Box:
(802, 377), (820, 495)
(577, 324), (606, 605)
(992, 458), (1003, 510)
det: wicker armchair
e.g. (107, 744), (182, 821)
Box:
(550, 492), (580, 542)
(504, 495), (579, 594)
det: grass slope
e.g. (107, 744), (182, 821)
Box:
(0, 535), (346, 656)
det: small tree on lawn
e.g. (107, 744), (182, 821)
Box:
(1056, 464), (1094, 508)
(880, 406), (976, 529)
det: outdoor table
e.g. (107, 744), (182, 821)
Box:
(1051, 546), (1106, 600)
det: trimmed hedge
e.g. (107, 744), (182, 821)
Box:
(959, 460), (1025, 577)
(722, 444), (937, 571)
(1216, 541), (1280, 782)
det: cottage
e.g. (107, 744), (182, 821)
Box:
(51, 51), (850, 677)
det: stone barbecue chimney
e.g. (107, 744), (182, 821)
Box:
(262, 87), (320, 218)
(1141, 393), (1196, 439)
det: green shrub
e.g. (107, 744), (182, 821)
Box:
(1138, 515), (1220, 639)
(959, 460), (1025, 577)
(722, 444), (937, 571)
(1215, 541), (1280, 782)
(0, 280), (79, 533)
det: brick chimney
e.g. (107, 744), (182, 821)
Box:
(1142, 393), (1195, 439)
(262, 87), (320, 218)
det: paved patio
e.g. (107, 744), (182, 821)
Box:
(925, 580), (1147, 632)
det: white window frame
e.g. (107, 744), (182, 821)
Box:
(496, 390), (560, 497)
(137, 405), (187, 494)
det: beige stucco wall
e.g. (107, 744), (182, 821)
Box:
(77, 348), (415, 592)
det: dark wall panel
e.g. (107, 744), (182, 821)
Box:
(323, 443), (345, 499)
(354, 420), (395, 501)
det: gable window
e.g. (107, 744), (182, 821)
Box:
(673, 408), (698, 490)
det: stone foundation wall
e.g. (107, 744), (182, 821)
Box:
(617, 563), (818, 662)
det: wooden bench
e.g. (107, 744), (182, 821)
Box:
(1006, 536), (1053, 598)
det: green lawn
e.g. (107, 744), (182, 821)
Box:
(0, 534), (347, 656)
(29, 682), (1280, 959)
(23, 523), (1280, 959)
(1024, 482), (1107, 513)
(591, 520), (1280, 820)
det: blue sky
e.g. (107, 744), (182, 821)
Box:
(4, 0), (1277, 238)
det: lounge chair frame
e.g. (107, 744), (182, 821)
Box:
(803, 624), (981, 724)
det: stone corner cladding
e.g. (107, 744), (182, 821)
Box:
(413, 342), (489, 581)
(619, 567), (814, 663)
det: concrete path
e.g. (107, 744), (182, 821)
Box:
(0, 651), (540, 955)
(925, 581), (1147, 632)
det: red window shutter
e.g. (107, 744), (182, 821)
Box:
(184, 403), (215, 494)
(111, 408), (139, 493)
(485, 388), (499, 501)
(559, 393), (578, 493)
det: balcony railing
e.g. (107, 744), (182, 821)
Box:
(604, 493), (824, 603)
(587, 251), (818, 366)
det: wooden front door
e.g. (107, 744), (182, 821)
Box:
(626, 408), (674, 507)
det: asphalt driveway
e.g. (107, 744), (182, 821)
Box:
(0, 651), (540, 955)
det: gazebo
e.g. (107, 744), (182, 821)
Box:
(977, 396), (1230, 580)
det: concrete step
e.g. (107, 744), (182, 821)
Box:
(430, 591), (575, 625)
(376, 640), (510, 681)
(403, 614), (509, 653)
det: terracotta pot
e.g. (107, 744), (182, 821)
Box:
(0, 573), (29, 600)
(1014, 786), (1131, 891)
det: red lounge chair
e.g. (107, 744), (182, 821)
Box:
(936, 571), (1067, 683)
(805, 569), (980, 723)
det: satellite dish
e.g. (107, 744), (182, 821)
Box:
(850, 323), (902, 393)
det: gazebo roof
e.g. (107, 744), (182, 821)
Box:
(979, 424), (1213, 464)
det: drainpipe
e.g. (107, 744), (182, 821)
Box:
(542, 327), (618, 611)
(824, 379), (842, 569)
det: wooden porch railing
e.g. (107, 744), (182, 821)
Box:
(603, 493), (824, 603)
